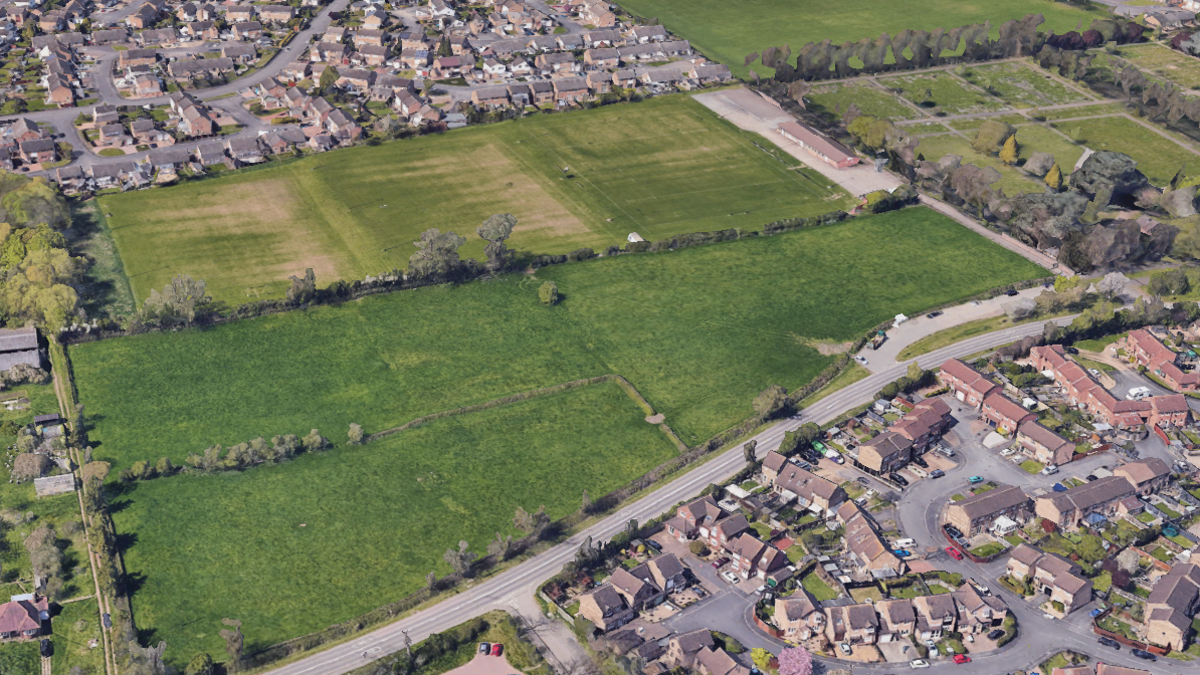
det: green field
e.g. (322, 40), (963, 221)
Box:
(1051, 115), (1200, 186)
(72, 207), (1047, 467)
(1014, 124), (1086, 171)
(914, 134), (1043, 195)
(1113, 43), (1200, 90)
(959, 62), (1092, 108)
(879, 72), (1007, 116)
(97, 95), (852, 304)
(612, 0), (1104, 78)
(114, 382), (678, 663)
(806, 82), (922, 122)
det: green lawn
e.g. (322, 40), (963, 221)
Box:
(0, 642), (39, 675)
(1073, 332), (1126, 352)
(113, 382), (678, 665)
(959, 62), (1092, 109)
(52, 599), (106, 675)
(969, 542), (1006, 558)
(612, 0), (1104, 78)
(879, 72), (1007, 116)
(1037, 103), (1127, 121)
(1014, 124), (1086, 173)
(898, 314), (1023, 360)
(800, 571), (839, 601)
(1114, 43), (1200, 90)
(1021, 459), (1045, 474)
(1092, 570), (1112, 593)
(797, 363), (870, 407)
(97, 95), (854, 304)
(1051, 115), (1200, 186)
(914, 133), (1043, 195)
(73, 207), (1047, 465)
(806, 82), (922, 122)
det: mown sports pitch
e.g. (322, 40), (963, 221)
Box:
(112, 382), (679, 664)
(73, 207), (1046, 469)
(99, 95), (853, 304)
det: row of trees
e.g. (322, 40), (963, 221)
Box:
(745, 15), (1139, 84)
(117, 430), (330, 483)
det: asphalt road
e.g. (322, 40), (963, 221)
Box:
(261, 316), (1075, 675)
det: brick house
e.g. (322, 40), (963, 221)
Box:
(938, 358), (998, 408)
(944, 484), (1031, 536)
(1006, 544), (1091, 614)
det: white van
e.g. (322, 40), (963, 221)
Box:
(894, 538), (917, 548)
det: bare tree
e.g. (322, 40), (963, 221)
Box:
(219, 619), (244, 671)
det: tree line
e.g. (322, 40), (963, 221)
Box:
(115, 429), (331, 483)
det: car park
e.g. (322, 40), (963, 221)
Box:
(953, 655), (971, 665)
(987, 629), (1005, 640)
(1097, 637), (1120, 650)
(491, 644), (504, 657)
(889, 472), (909, 486)
(946, 547), (963, 560)
(1132, 650), (1156, 661)
(910, 660), (930, 669)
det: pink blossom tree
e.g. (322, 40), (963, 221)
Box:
(778, 646), (812, 675)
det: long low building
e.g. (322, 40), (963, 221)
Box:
(1034, 475), (1137, 531)
(945, 484), (1032, 536)
(776, 120), (859, 169)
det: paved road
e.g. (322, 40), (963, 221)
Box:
(261, 315), (1074, 675)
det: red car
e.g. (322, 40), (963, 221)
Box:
(491, 644), (504, 657)
(953, 655), (971, 665)
(945, 546), (963, 561)
(711, 557), (730, 569)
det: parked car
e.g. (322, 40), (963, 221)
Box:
(1090, 608), (1105, 618)
(711, 556), (730, 569)
(1086, 474), (1099, 482)
(1042, 465), (1059, 475)
(1066, 346), (1079, 355)
(946, 546), (963, 560)
(479, 643), (491, 654)
(893, 549), (912, 557)
(889, 472), (909, 487)
(856, 477), (870, 485)
(721, 571), (739, 584)
(1097, 637), (1120, 650)
(987, 629), (1005, 640)
(1004, 289), (1019, 297)
(39, 640), (50, 658)
(491, 644), (504, 657)
(854, 355), (868, 365)
(1132, 649), (1157, 661)
(1000, 447), (1015, 457)
(910, 660), (930, 669)
(839, 643), (852, 656)
(912, 455), (928, 468)
(968, 476), (984, 484)
(926, 311), (942, 319)
(930, 469), (945, 479)
(895, 538), (916, 548)
(953, 654), (971, 665)
(646, 539), (662, 551)
(944, 525), (963, 539)
(1052, 483), (1068, 493)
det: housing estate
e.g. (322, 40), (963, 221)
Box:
(1005, 544), (1092, 614)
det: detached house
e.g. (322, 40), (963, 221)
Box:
(774, 590), (824, 640)
(577, 584), (634, 632)
(0, 595), (47, 640)
(727, 533), (787, 580)
(666, 495), (724, 541)
(825, 603), (879, 645)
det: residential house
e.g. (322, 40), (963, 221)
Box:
(664, 629), (714, 669)
(839, 501), (904, 575)
(258, 4), (294, 22)
(398, 48), (431, 70)
(148, 145), (192, 173)
(586, 71), (612, 93)
(582, 28), (621, 48)
(92, 28), (129, 45)
(231, 21), (262, 40)
(556, 33), (583, 50)
(944, 484), (1031, 536)
(471, 86), (510, 110)
(138, 27), (177, 45)
(951, 584), (1009, 634)
(529, 80), (555, 106)
(825, 603), (879, 645)
(877, 599), (917, 642)
(1145, 563), (1200, 651)
(1034, 476), (1137, 531)
(1005, 544), (1092, 614)
(17, 139), (54, 164)
(507, 83), (532, 106)
(583, 47), (619, 69)
(1016, 421), (1074, 467)
(1114, 458), (1171, 496)
(0, 595), (47, 639)
(225, 5), (254, 22)
(981, 393), (1036, 433)
(705, 513), (749, 553)
(363, 8), (389, 27)
(727, 533), (787, 580)
(354, 28), (387, 47)
(938, 358), (998, 408)
(553, 77), (589, 105)
(774, 590), (825, 641)
(612, 68), (638, 88)
(534, 52), (578, 74)
(690, 63), (732, 84)
(8, 118), (42, 144)
(631, 25), (667, 42)
(577, 584), (635, 632)
(912, 594), (957, 639)
(195, 141), (226, 165)
(608, 566), (664, 611)
(127, 3), (159, 28)
(432, 55), (464, 78)
(44, 75), (72, 106)
(226, 136), (264, 163)
(645, 553), (686, 592)
(776, 120), (859, 169)
(694, 647), (751, 675)
(761, 451), (790, 484)
(325, 108), (362, 142)
(280, 60), (310, 81)
(185, 21), (219, 39)
(890, 398), (952, 450)
(222, 43), (257, 63)
(119, 48), (157, 68)
(773, 464), (846, 515)
(854, 431), (913, 476)
(130, 118), (169, 144)
(167, 57), (234, 80)
(54, 165), (85, 193)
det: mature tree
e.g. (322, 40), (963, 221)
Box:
(319, 65), (339, 90)
(126, 641), (169, 675)
(409, 228), (467, 282)
(443, 540), (478, 576)
(185, 653), (214, 675)
(0, 172), (69, 230)
(514, 506), (534, 533)
(999, 134), (1019, 165)
(142, 274), (211, 326)
(12, 453), (49, 480)
(753, 384), (789, 418)
(287, 268), (316, 305)
(778, 646), (813, 675)
(301, 429), (329, 453)
(348, 423), (364, 445)
(1045, 162), (1063, 190)
(751, 648), (774, 672)
(743, 440), (757, 464)
(1077, 533), (1106, 563)
(272, 434), (299, 459)
(581, 489), (592, 512)
(538, 280), (559, 306)
(971, 120), (1016, 154)
(689, 540), (709, 556)
(219, 619), (244, 669)
(487, 532), (513, 560)
(477, 213), (517, 273)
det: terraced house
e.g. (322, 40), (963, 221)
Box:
(1005, 544), (1092, 614)
(1034, 476), (1137, 531)
(1145, 563), (1200, 651)
(938, 358), (998, 407)
(944, 484), (1032, 536)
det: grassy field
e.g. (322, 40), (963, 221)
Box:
(958, 62), (1092, 108)
(1051, 116), (1200, 186)
(113, 383), (678, 663)
(878, 72), (1007, 116)
(97, 95), (853, 304)
(944, 114), (1030, 132)
(51, 599), (106, 675)
(806, 82), (922, 122)
(1113, 43), (1200, 90)
(612, 0), (1104, 78)
(1014, 124), (1086, 171)
(1037, 103), (1126, 121)
(72, 207), (1048, 467)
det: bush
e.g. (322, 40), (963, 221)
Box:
(689, 540), (710, 556)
